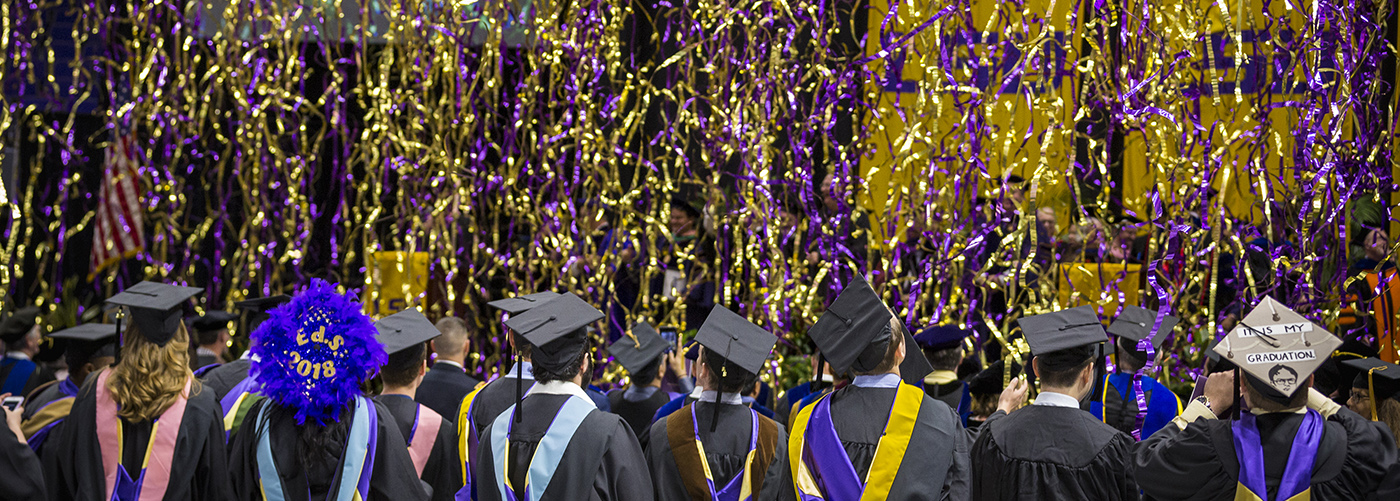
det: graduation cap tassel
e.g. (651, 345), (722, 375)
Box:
(1232, 368), (1241, 420)
(514, 348), (524, 423)
(813, 354), (827, 391)
(113, 312), (124, 366)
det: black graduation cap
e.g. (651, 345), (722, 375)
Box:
(1019, 306), (1108, 356)
(48, 323), (119, 367)
(191, 311), (239, 334)
(234, 295), (291, 332)
(808, 276), (896, 374)
(608, 322), (668, 375)
(913, 324), (975, 351)
(968, 359), (1024, 395)
(0, 306), (41, 344)
(1344, 358), (1400, 404)
(504, 292), (603, 366)
(373, 308), (441, 355)
(1108, 305), (1178, 353)
(693, 306), (777, 375)
(487, 291), (562, 315)
(898, 327), (935, 385)
(106, 282), (204, 346)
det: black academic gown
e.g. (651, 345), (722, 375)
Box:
(645, 400), (795, 501)
(608, 386), (672, 446)
(193, 353), (221, 372)
(3, 416), (46, 501)
(1134, 406), (1396, 501)
(228, 398), (429, 501)
(0, 357), (55, 400)
(200, 358), (251, 402)
(474, 392), (652, 501)
(375, 394), (463, 501)
(417, 362), (482, 419)
(41, 378), (231, 501)
(924, 380), (965, 411)
(20, 380), (65, 420)
(462, 375), (530, 435)
(971, 404), (1139, 500)
(819, 384), (970, 500)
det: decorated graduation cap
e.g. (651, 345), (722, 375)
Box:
(914, 324), (975, 351)
(609, 322), (668, 376)
(373, 308), (440, 355)
(487, 291), (561, 315)
(1210, 296), (1341, 402)
(1019, 305), (1108, 356)
(808, 275), (897, 375)
(0, 306), (41, 344)
(250, 279), (386, 425)
(1343, 358), (1400, 421)
(191, 310), (238, 334)
(106, 281), (203, 346)
(48, 323), (119, 369)
(694, 306), (777, 375)
(693, 305), (777, 430)
(1108, 305), (1178, 355)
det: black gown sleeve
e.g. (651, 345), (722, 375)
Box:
(755, 426), (795, 501)
(190, 396), (233, 501)
(1132, 419), (1234, 500)
(1315, 407), (1397, 497)
(595, 419), (654, 501)
(1102, 433), (1141, 501)
(942, 405), (972, 501)
(226, 399), (261, 501)
(3, 419), (46, 500)
(371, 404), (431, 501)
(473, 422), (502, 501)
(423, 416), (464, 501)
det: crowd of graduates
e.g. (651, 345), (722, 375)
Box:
(2, 271), (1400, 501)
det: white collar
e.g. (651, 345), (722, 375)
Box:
(527, 381), (597, 408)
(239, 350), (260, 362)
(196, 347), (220, 358)
(688, 386), (704, 399)
(1033, 391), (1082, 409)
(4, 351), (30, 360)
(698, 391), (743, 405)
(506, 361), (535, 380)
(436, 360), (464, 370)
(852, 373), (902, 389)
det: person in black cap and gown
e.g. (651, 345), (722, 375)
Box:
(415, 316), (482, 419)
(1135, 296), (1396, 500)
(1343, 357), (1400, 448)
(791, 275), (968, 500)
(607, 321), (678, 444)
(645, 306), (793, 501)
(1, 307), (55, 399)
(971, 305), (1138, 500)
(1087, 305), (1181, 440)
(191, 310), (238, 371)
(474, 293), (652, 501)
(372, 309), (463, 501)
(199, 295), (289, 403)
(20, 323), (117, 453)
(43, 281), (231, 501)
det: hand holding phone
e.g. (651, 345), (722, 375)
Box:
(1, 393), (23, 443)
(1, 395), (21, 412)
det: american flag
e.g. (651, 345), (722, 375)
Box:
(90, 133), (144, 275)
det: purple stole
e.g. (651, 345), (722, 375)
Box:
(790, 383), (921, 501)
(94, 370), (191, 501)
(1232, 409), (1323, 501)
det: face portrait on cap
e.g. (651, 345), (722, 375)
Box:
(1269, 365), (1299, 394)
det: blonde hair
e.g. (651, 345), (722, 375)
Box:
(106, 323), (199, 422)
(1377, 398), (1400, 448)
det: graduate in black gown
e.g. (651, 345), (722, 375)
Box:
(200, 294), (290, 437)
(792, 276), (969, 500)
(372, 309), (463, 501)
(227, 279), (426, 501)
(474, 293), (652, 501)
(914, 324), (974, 411)
(1088, 305), (1181, 440)
(970, 306), (1139, 500)
(1341, 357), (1400, 448)
(20, 323), (117, 454)
(0, 307), (56, 399)
(607, 321), (677, 443)
(452, 291), (559, 498)
(42, 282), (231, 501)
(190, 310), (238, 371)
(1135, 296), (1397, 501)
(415, 316), (483, 419)
(645, 306), (794, 501)
(3, 394), (46, 501)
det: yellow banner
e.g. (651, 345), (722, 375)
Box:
(363, 251), (430, 316)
